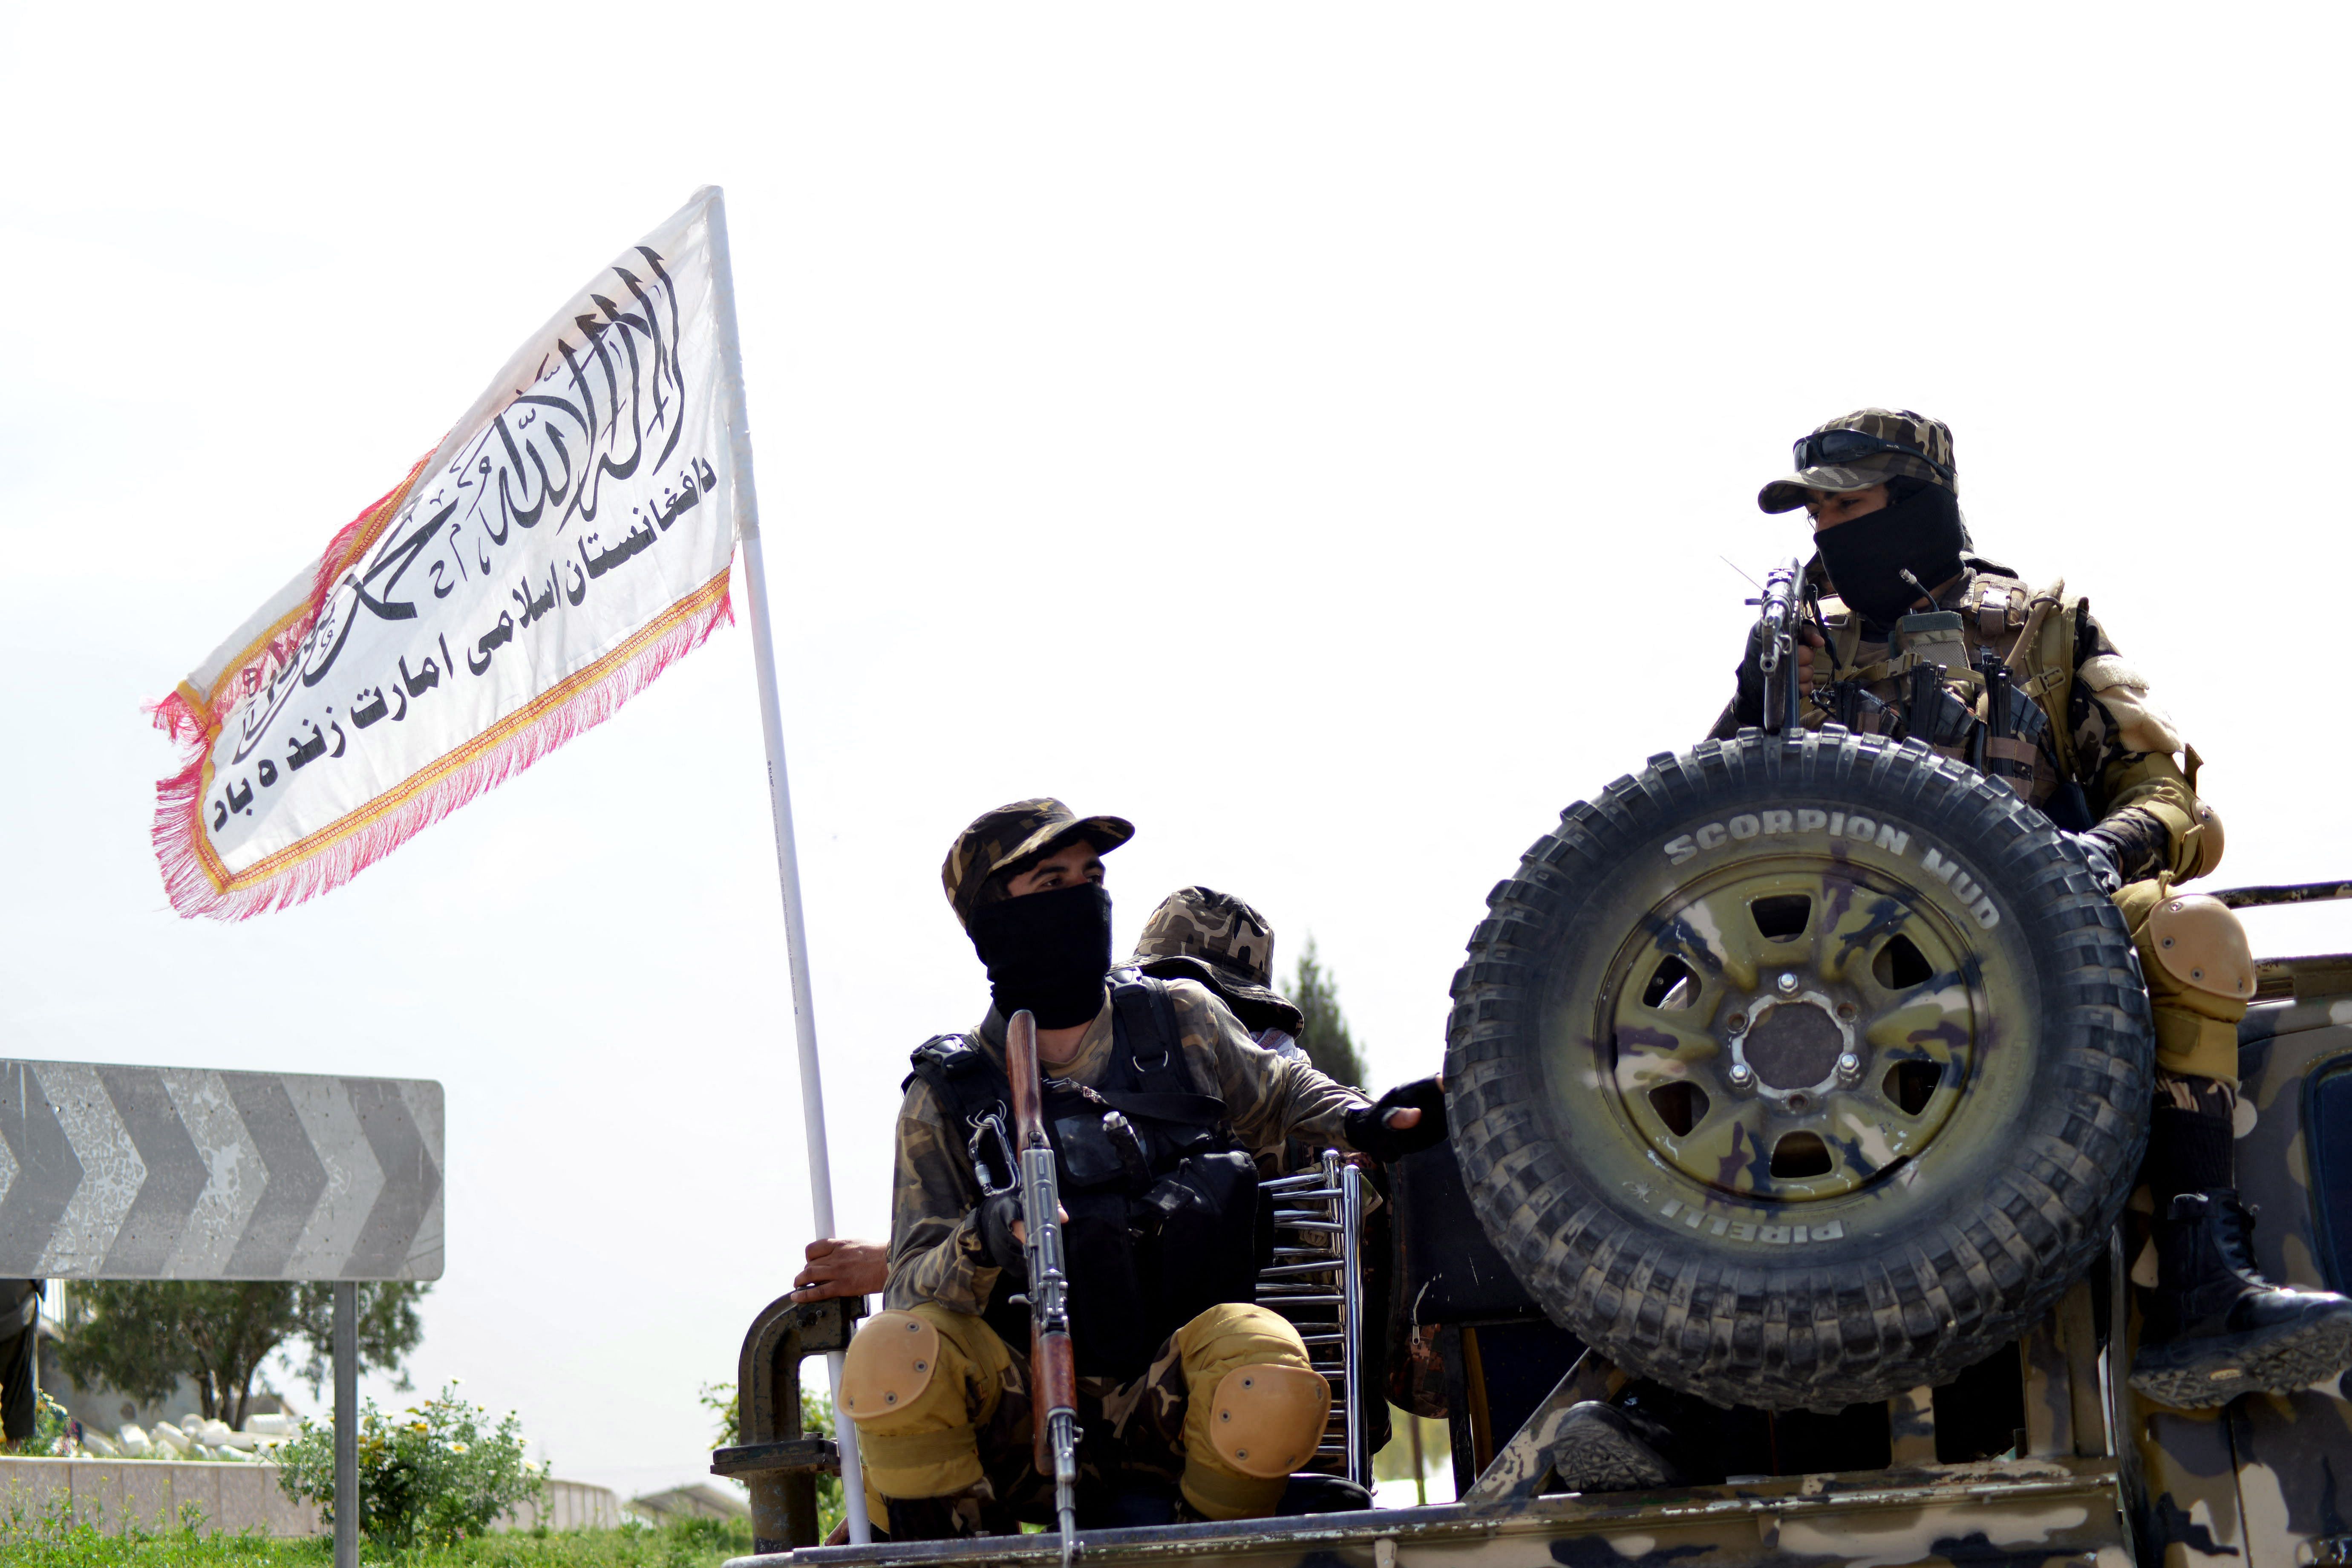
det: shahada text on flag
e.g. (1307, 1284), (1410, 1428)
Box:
(153, 187), (746, 919)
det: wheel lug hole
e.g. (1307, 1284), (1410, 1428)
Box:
(1727, 1012), (1747, 1033)
(1786, 1092), (1810, 1113)
(1836, 1003), (1857, 1022)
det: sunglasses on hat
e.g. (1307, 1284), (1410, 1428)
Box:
(1794, 428), (1954, 483)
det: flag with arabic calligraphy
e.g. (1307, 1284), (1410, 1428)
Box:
(152, 188), (745, 920)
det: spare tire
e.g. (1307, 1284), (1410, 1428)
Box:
(1444, 728), (2152, 1412)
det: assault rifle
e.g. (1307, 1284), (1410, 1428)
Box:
(1006, 1009), (1081, 1567)
(1750, 556), (1810, 734)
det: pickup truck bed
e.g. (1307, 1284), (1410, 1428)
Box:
(731, 1456), (2128, 1568)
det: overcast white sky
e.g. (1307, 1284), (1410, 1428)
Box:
(5, 3), (2349, 1501)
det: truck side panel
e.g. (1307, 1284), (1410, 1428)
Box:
(2124, 1002), (2352, 1565)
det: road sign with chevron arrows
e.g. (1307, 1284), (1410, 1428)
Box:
(0, 1060), (442, 1280)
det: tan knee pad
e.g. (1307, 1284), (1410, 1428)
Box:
(843, 1311), (941, 1422)
(842, 1306), (1008, 1498)
(2115, 882), (2253, 1084)
(1206, 1365), (1330, 1479)
(1174, 1304), (1330, 1520)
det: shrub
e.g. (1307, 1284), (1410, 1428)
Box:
(12, 1390), (74, 1456)
(274, 1381), (543, 1549)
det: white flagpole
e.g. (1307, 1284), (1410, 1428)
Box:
(706, 187), (872, 1545)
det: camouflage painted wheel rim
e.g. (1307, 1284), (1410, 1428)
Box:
(1605, 858), (1982, 1201)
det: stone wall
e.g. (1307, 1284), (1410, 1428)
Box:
(0, 1457), (618, 1538)
(0, 1456), (319, 1537)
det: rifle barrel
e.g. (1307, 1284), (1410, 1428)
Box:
(1756, 556), (1805, 734)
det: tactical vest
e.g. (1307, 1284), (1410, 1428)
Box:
(905, 971), (1267, 1381)
(1807, 562), (2095, 828)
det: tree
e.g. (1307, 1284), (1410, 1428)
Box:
(60, 1280), (428, 1430)
(1290, 937), (1368, 1089)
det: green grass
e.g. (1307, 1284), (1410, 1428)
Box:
(3, 1500), (756, 1568)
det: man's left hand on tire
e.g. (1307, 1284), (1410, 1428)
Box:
(1343, 1075), (1449, 1162)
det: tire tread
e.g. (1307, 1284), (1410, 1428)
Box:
(1443, 730), (2153, 1410)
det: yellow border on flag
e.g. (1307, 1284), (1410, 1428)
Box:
(190, 567), (734, 896)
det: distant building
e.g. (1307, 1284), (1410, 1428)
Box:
(628, 1482), (750, 1524)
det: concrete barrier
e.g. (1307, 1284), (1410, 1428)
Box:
(493, 1477), (622, 1532)
(0, 1456), (320, 1537)
(0, 1456), (617, 1538)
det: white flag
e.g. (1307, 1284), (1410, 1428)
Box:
(153, 188), (745, 919)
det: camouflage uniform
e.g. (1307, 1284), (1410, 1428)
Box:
(1723, 409), (2237, 1090)
(1129, 885), (1364, 1198)
(846, 801), (1373, 1531)
(1718, 410), (2350, 1414)
(1130, 886), (1309, 1052)
(1548, 410), (2337, 1500)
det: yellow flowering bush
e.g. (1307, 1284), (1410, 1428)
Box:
(275, 1382), (543, 1548)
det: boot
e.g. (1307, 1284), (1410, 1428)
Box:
(2129, 1189), (2352, 1409)
(882, 1480), (1007, 1540)
(1275, 1474), (1373, 1514)
(1548, 1380), (1726, 1494)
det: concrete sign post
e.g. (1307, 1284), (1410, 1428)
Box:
(0, 1061), (443, 1568)
(335, 1280), (359, 1568)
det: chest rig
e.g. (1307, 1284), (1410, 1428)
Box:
(906, 971), (1266, 1380)
(1807, 568), (2090, 826)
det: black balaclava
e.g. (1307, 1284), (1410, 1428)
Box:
(1814, 479), (1966, 631)
(966, 882), (1113, 1029)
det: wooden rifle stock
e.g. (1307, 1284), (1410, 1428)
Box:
(1033, 1327), (1077, 1480)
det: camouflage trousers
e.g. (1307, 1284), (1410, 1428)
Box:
(2153, 1070), (2236, 1127)
(844, 1300), (1326, 1527)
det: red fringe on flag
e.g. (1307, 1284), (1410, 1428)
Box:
(149, 458), (435, 749)
(147, 461), (734, 922)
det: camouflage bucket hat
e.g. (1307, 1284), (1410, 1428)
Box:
(1127, 885), (1306, 1037)
(943, 797), (1135, 928)
(1757, 408), (1958, 514)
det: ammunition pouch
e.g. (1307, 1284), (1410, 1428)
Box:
(1812, 576), (2068, 798)
(907, 973), (1268, 1381)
